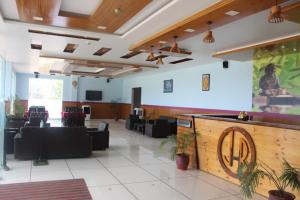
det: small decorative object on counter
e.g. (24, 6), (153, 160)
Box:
(238, 111), (249, 121)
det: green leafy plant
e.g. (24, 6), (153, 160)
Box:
(14, 96), (25, 119)
(160, 133), (195, 160)
(238, 160), (300, 199)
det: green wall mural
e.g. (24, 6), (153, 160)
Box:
(253, 40), (300, 114)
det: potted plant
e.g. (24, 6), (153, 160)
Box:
(238, 160), (300, 200)
(14, 96), (25, 119)
(160, 134), (194, 170)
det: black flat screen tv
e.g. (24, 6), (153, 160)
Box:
(86, 90), (102, 101)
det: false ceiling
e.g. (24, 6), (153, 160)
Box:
(0, 0), (299, 77)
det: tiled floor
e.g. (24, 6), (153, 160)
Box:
(1, 120), (266, 200)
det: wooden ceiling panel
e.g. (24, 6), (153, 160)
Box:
(283, 2), (300, 24)
(15, 0), (152, 33)
(16, 0), (61, 24)
(91, 0), (151, 33)
(129, 0), (289, 51)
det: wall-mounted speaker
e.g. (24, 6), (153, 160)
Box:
(223, 60), (229, 69)
(106, 78), (112, 83)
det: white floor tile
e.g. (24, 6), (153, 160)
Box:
(89, 185), (136, 200)
(31, 159), (69, 172)
(193, 171), (241, 195)
(97, 155), (135, 168)
(163, 176), (229, 200)
(66, 158), (105, 170)
(140, 163), (191, 179)
(125, 181), (189, 200)
(6, 160), (31, 171)
(108, 166), (157, 184)
(125, 154), (164, 165)
(0, 169), (30, 184)
(72, 169), (119, 187)
(30, 169), (73, 182)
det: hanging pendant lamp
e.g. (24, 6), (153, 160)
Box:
(170, 36), (180, 53)
(203, 21), (215, 43)
(156, 52), (164, 65)
(146, 45), (155, 61)
(268, 1), (284, 23)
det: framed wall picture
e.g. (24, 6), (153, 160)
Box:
(163, 79), (173, 93)
(202, 74), (210, 91)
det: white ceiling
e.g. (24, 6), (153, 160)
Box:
(0, 0), (299, 76)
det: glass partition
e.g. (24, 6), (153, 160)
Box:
(0, 57), (6, 167)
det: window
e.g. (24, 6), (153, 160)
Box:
(28, 78), (63, 119)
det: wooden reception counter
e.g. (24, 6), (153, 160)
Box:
(177, 114), (300, 198)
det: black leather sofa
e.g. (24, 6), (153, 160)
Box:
(14, 127), (92, 160)
(125, 114), (140, 130)
(87, 122), (109, 150)
(5, 118), (26, 154)
(159, 116), (177, 135)
(144, 119), (171, 138)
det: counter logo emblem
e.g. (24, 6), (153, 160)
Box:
(217, 126), (256, 178)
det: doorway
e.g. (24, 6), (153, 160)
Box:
(131, 87), (141, 114)
(28, 78), (63, 119)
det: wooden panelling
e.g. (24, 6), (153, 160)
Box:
(93, 48), (112, 56)
(213, 33), (300, 60)
(182, 117), (300, 198)
(63, 43), (78, 53)
(129, 0), (289, 51)
(91, 0), (151, 33)
(283, 1), (300, 24)
(141, 105), (300, 126)
(120, 51), (143, 59)
(62, 102), (131, 119)
(16, 0), (152, 33)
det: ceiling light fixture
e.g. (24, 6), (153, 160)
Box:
(33, 16), (43, 21)
(156, 52), (164, 65)
(225, 10), (240, 16)
(158, 41), (167, 44)
(97, 26), (107, 30)
(170, 36), (180, 53)
(203, 21), (215, 44)
(184, 28), (195, 33)
(268, 0), (284, 23)
(114, 8), (122, 15)
(146, 45), (155, 61)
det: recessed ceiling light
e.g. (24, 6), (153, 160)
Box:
(184, 28), (195, 33)
(97, 26), (107, 30)
(225, 10), (240, 16)
(33, 16), (43, 21)
(158, 41), (167, 44)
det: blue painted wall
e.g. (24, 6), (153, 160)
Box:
(77, 77), (123, 102)
(121, 61), (253, 111)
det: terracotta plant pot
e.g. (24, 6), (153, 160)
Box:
(268, 190), (295, 200)
(176, 154), (189, 170)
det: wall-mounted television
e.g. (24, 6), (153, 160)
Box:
(86, 90), (102, 101)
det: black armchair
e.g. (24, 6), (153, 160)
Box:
(125, 114), (140, 130)
(87, 122), (109, 150)
(159, 116), (177, 135)
(144, 119), (171, 138)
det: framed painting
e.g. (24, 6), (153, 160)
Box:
(163, 79), (173, 93)
(202, 74), (210, 91)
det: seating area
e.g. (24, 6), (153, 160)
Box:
(1, 1), (300, 199)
